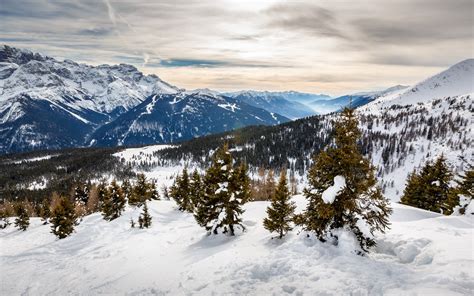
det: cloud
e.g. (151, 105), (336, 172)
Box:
(103, 0), (117, 26)
(264, 3), (346, 39)
(0, 0), (472, 94)
(77, 27), (114, 37)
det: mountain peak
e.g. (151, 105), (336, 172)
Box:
(364, 58), (474, 109)
(0, 45), (49, 65)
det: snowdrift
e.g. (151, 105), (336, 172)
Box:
(1, 196), (473, 295)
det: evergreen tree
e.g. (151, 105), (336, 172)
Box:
(0, 210), (11, 229)
(50, 196), (76, 239)
(263, 170), (296, 239)
(450, 167), (474, 215)
(97, 182), (108, 209)
(39, 198), (51, 225)
(194, 144), (249, 235)
(401, 155), (454, 214)
(429, 155), (454, 214)
(150, 180), (160, 200)
(189, 169), (204, 210)
(138, 202), (152, 229)
(170, 168), (192, 212)
(73, 183), (89, 206)
(103, 180), (126, 221)
(130, 173), (152, 207)
(264, 169), (277, 200)
(299, 108), (391, 252)
(121, 179), (132, 203)
(14, 202), (30, 231)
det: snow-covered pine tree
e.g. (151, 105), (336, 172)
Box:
(50, 196), (76, 239)
(121, 179), (132, 203)
(73, 183), (89, 206)
(0, 210), (11, 229)
(150, 180), (160, 200)
(170, 168), (192, 212)
(39, 198), (51, 225)
(189, 169), (204, 210)
(263, 170), (296, 239)
(138, 202), (152, 229)
(14, 202), (30, 231)
(452, 167), (473, 215)
(401, 155), (454, 214)
(194, 143), (249, 235)
(430, 155), (454, 214)
(299, 107), (391, 252)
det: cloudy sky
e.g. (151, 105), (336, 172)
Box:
(1, 0), (472, 95)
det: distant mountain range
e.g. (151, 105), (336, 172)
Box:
(223, 90), (319, 119)
(2, 45), (471, 156)
(0, 46), (288, 154)
(306, 85), (409, 114)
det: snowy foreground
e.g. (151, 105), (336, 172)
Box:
(1, 196), (473, 295)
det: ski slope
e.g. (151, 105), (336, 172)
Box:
(1, 196), (473, 295)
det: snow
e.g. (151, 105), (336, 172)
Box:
(12, 154), (56, 164)
(1, 194), (473, 295)
(218, 102), (240, 112)
(364, 59), (474, 110)
(321, 175), (346, 204)
(113, 145), (176, 162)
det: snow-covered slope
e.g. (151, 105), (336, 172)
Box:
(1, 195), (473, 295)
(366, 59), (474, 109)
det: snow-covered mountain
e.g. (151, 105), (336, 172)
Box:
(308, 85), (409, 114)
(365, 59), (474, 110)
(224, 90), (318, 119)
(90, 91), (288, 147)
(0, 46), (289, 154)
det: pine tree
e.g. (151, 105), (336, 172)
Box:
(401, 155), (454, 214)
(263, 170), (296, 239)
(0, 210), (11, 229)
(189, 169), (204, 211)
(299, 108), (391, 252)
(121, 179), (132, 203)
(97, 182), (108, 209)
(130, 173), (152, 207)
(194, 144), (249, 235)
(264, 169), (277, 200)
(103, 180), (126, 221)
(39, 198), (51, 225)
(450, 167), (473, 215)
(429, 155), (454, 214)
(138, 202), (152, 229)
(50, 196), (76, 239)
(150, 180), (160, 200)
(73, 183), (89, 206)
(14, 202), (30, 231)
(170, 168), (192, 212)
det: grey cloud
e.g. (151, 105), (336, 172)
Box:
(264, 3), (346, 39)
